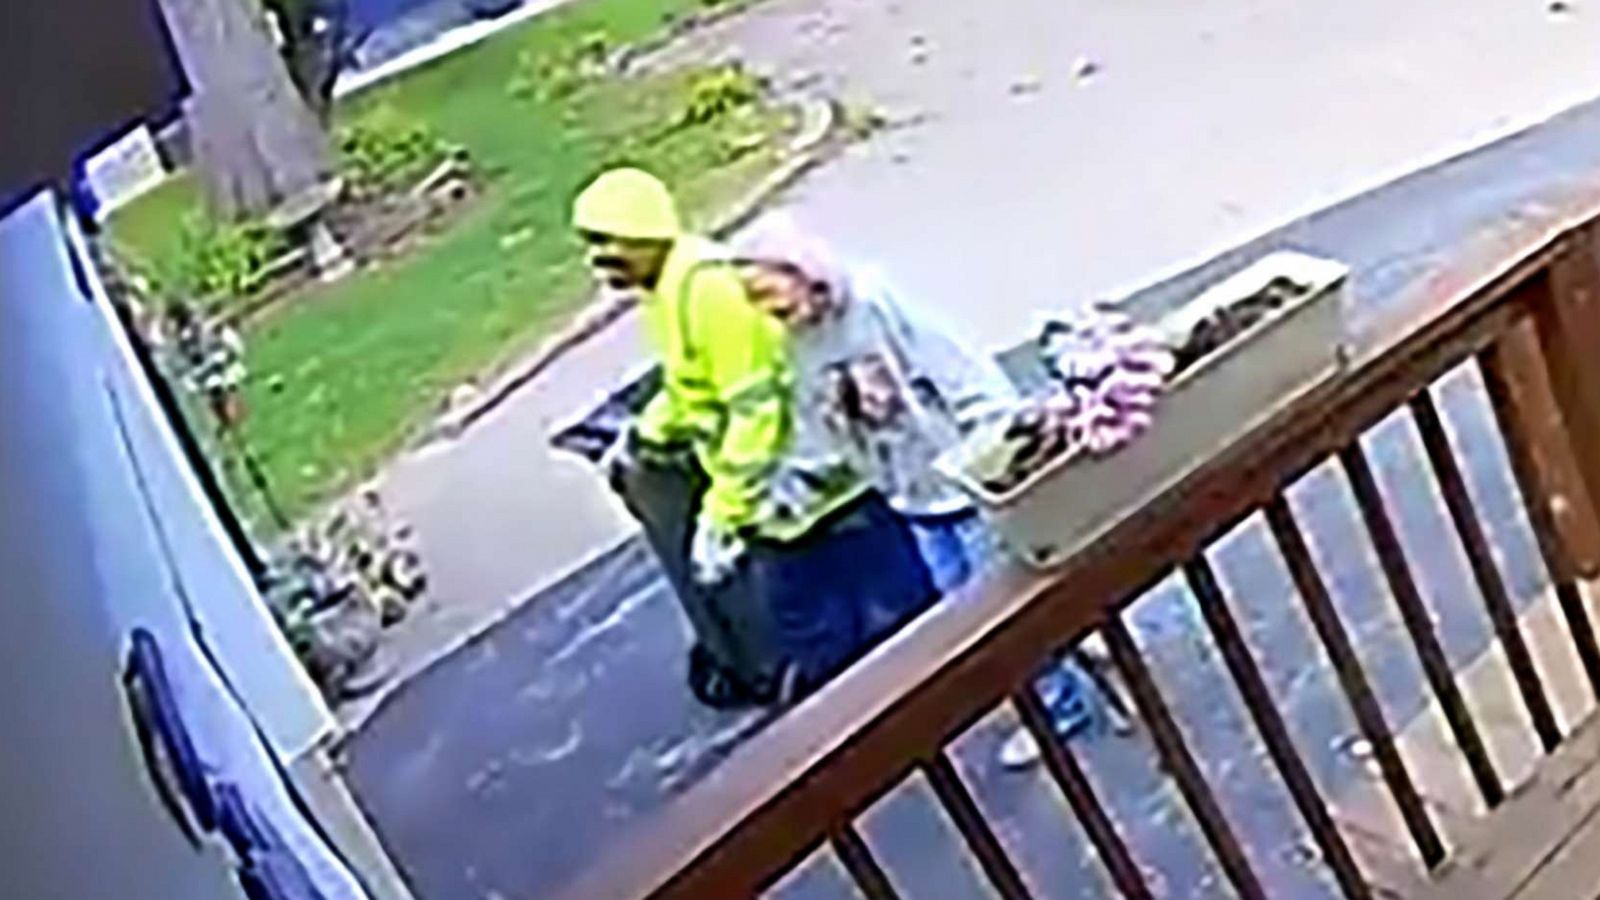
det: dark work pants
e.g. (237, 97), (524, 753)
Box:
(749, 491), (939, 691)
(615, 455), (784, 698)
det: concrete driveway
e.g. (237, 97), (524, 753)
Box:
(679, 0), (1600, 347)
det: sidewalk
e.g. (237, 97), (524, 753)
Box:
(365, 0), (1600, 718)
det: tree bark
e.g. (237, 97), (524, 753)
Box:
(264, 0), (349, 123)
(157, 0), (333, 221)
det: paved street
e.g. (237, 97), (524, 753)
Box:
(345, 1), (1600, 896)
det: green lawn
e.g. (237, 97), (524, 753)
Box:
(111, 0), (793, 524)
(109, 176), (205, 286)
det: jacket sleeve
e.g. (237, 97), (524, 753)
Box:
(635, 380), (687, 447)
(691, 266), (791, 531)
(856, 267), (1017, 431)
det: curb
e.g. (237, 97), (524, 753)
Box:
(708, 94), (842, 239)
(429, 93), (843, 441)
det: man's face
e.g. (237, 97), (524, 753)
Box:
(580, 231), (672, 291)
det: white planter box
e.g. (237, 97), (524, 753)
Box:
(939, 251), (1350, 569)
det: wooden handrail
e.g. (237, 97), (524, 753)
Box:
(563, 217), (1599, 900)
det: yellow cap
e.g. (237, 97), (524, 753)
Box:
(572, 168), (682, 241)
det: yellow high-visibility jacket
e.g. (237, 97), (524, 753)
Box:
(637, 237), (864, 540)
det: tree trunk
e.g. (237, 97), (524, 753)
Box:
(264, 0), (349, 123)
(157, 0), (333, 221)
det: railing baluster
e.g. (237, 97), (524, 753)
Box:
(1012, 687), (1153, 900)
(1101, 617), (1267, 900)
(830, 823), (900, 900)
(1408, 390), (1563, 751)
(922, 751), (1033, 900)
(1183, 556), (1373, 900)
(1340, 442), (1505, 807)
(1479, 343), (1600, 704)
(1264, 496), (1447, 868)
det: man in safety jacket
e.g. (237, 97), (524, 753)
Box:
(572, 168), (936, 696)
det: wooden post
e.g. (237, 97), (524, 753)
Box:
(1483, 341), (1600, 704)
(1528, 229), (1600, 578)
(1488, 321), (1600, 579)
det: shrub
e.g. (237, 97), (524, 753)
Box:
(508, 30), (613, 103)
(682, 63), (762, 126)
(164, 214), (285, 302)
(338, 106), (451, 196)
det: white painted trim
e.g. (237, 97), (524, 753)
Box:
(62, 214), (336, 761)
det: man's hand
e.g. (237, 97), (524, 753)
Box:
(690, 517), (745, 586)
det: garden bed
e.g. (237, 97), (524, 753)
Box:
(109, 0), (800, 526)
(229, 155), (480, 328)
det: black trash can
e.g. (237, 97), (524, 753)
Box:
(552, 368), (786, 707)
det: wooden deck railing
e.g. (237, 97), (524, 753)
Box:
(569, 217), (1600, 900)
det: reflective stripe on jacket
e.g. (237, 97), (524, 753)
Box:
(636, 237), (864, 539)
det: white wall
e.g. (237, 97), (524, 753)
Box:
(69, 211), (334, 762)
(0, 192), (346, 897)
(0, 192), (236, 898)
